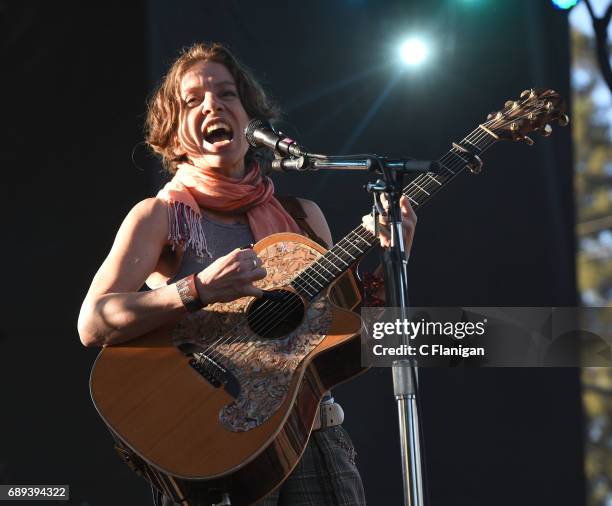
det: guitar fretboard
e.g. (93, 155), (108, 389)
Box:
(290, 125), (498, 301)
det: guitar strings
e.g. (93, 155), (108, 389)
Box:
(195, 108), (537, 366)
(195, 107), (543, 367)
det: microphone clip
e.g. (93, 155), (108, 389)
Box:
(270, 155), (309, 172)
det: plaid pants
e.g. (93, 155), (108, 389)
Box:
(255, 426), (366, 506)
(155, 426), (366, 506)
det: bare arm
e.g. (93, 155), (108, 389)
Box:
(77, 198), (267, 347)
(77, 198), (185, 347)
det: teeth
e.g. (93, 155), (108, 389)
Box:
(205, 121), (231, 135)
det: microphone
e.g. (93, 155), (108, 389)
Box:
(244, 119), (308, 157)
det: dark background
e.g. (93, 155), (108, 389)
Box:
(0, 1), (583, 505)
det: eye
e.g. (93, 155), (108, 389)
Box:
(185, 97), (201, 107)
(221, 90), (237, 98)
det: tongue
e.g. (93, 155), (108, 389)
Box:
(206, 129), (232, 144)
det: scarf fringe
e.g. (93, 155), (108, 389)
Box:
(166, 201), (211, 258)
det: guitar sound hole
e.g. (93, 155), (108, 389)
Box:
(247, 289), (305, 340)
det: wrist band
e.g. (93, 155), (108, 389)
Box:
(176, 273), (205, 312)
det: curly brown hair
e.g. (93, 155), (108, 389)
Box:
(145, 42), (280, 174)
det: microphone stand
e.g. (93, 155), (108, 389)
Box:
(372, 163), (425, 506)
(274, 152), (428, 506)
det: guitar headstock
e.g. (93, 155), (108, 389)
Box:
(485, 89), (569, 145)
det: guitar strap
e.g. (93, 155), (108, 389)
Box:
(275, 195), (330, 249)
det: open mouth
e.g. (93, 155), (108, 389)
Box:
(203, 121), (234, 147)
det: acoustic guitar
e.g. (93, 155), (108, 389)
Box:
(90, 89), (567, 506)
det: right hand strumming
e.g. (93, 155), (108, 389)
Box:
(195, 247), (266, 305)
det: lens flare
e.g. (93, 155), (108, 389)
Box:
(399, 38), (429, 66)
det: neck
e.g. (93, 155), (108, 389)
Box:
(189, 158), (246, 179)
(217, 162), (246, 179)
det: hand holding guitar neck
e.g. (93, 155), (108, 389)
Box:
(362, 194), (417, 252)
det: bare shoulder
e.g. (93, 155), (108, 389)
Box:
(295, 197), (333, 248)
(85, 198), (171, 297)
(113, 197), (170, 250)
(126, 197), (169, 232)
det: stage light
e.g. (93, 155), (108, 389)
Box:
(551, 0), (580, 9)
(399, 37), (429, 66)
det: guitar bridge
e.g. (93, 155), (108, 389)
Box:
(189, 353), (241, 399)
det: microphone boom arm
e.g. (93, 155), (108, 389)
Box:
(271, 154), (438, 174)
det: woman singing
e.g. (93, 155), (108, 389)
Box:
(78, 42), (416, 506)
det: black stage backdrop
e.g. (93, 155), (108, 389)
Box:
(0, 1), (583, 505)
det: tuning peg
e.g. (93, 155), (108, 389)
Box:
(520, 89), (536, 99)
(541, 124), (553, 137)
(545, 101), (554, 111)
(528, 112), (537, 121)
(523, 135), (535, 146)
(496, 111), (503, 120)
(487, 112), (494, 120)
(505, 100), (514, 108)
(510, 122), (519, 132)
(558, 114), (569, 127)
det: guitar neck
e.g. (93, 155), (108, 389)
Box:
(289, 125), (499, 301)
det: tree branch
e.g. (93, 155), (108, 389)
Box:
(583, 0), (612, 94)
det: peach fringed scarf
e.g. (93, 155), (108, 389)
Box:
(157, 162), (301, 257)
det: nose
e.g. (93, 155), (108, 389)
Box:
(201, 91), (223, 114)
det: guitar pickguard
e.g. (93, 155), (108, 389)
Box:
(172, 240), (333, 432)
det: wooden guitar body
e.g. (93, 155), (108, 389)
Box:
(90, 233), (365, 505)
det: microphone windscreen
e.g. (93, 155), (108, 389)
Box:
(244, 119), (268, 147)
